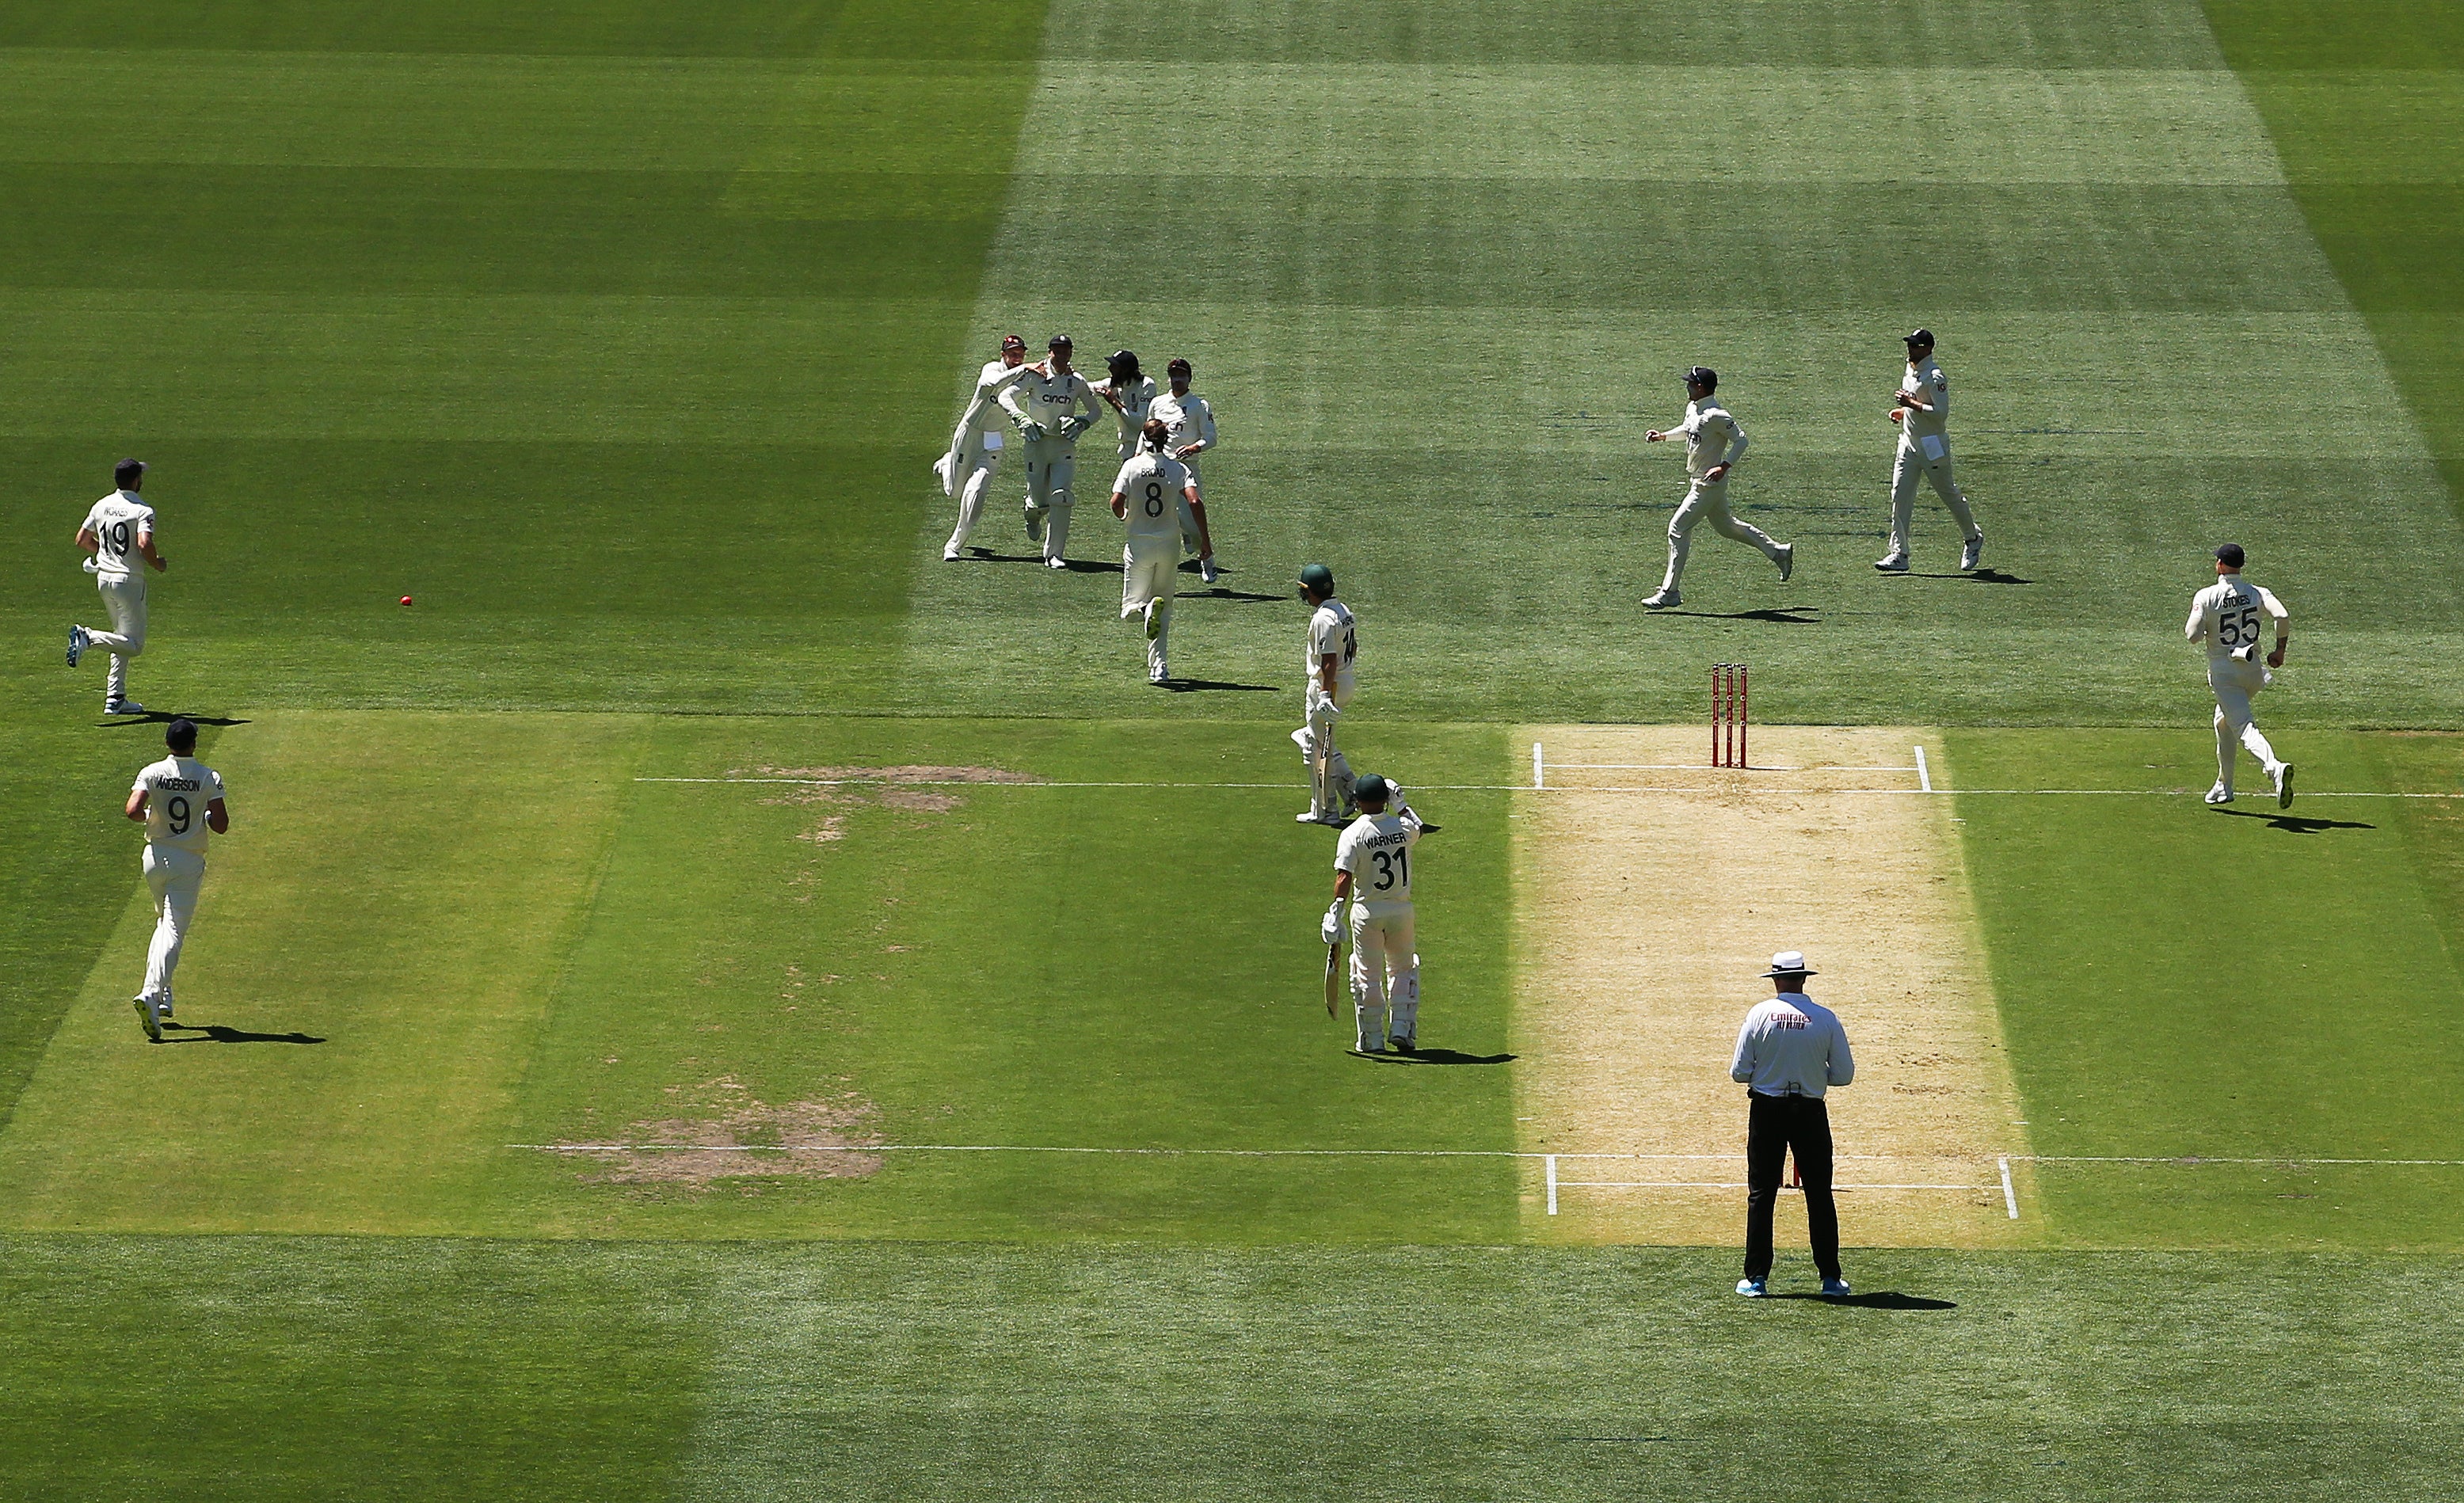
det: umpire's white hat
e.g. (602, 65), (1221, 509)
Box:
(1762, 951), (1816, 977)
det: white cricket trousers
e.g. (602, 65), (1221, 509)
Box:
(1121, 541), (1176, 679)
(1022, 436), (1080, 561)
(140, 844), (206, 1004)
(943, 432), (1005, 555)
(1659, 478), (1784, 593)
(2209, 657), (2283, 794)
(86, 573), (147, 704)
(1887, 436), (1980, 559)
(1350, 899), (1419, 1051)
(1179, 459), (1204, 554)
(1293, 679), (1357, 818)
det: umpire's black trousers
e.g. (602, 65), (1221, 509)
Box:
(1743, 1090), (1840, 1281)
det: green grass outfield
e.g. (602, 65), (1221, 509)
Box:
(5, 0), (2464, 1495)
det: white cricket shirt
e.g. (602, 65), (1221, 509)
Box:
(1676, 399), (1748, 479)
(1307, 600), (1358, 690)
(1899, 356), (1951, 448)
(1000, 364), (1103, 436)
(955, 359), (1028, 441)
(1731, 994), (1855, 1098)
(1095, 375), (1156, 455)
(2185, 575), (2288, 663)
(1335, 808), (1422, 903)
(1152, 389), (1216, 460)
(1113, 452), (1192, 546)
(133, 755), (224, 855)
(83, 491), (156, 578)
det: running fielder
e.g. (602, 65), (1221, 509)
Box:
(938, 334), (1030, 561)
(125, 717), (230, 1041)
(1151, 358), (1222, 583)
(2186, 543), (2295, 808)
(1327, 774), (1424, 1054)
(1293, 563), (1358, 825)
(1111, 419), (1203, 685)
(1876, 328), (1985, 573)
(999, 334), (1106, 568)
(1643, 367), (1793, 609)
(1094, 349), (1156, 463)
(67, 459), (165, 715)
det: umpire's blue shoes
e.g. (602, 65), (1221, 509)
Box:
(1735, 1278), (1768, 1298)
(1822, 1277), (1853, 1299)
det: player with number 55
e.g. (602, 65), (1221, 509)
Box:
(2185, 543), (2295, 808)
(124, 718), (231, 1041)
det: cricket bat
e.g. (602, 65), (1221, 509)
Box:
(1323, 936), (1343, 1018)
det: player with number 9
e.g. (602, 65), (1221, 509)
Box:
(124, 718), (231, 1040)
(1111, 419), (1205, 685)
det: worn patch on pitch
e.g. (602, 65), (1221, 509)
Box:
(744, 764), (1028, 857)
(561, 1076), (882, 1188)
(1512, 726), (2036, 1247)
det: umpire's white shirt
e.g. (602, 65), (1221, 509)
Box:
(1731, 994), (1854, 1098)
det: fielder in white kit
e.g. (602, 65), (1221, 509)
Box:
(999, 334), (1107, 567)
(125, 717), (230, 1041)
(1327, 774), (1425, 1054)
(1151, 358), (1222, 583)
(1876, 328), (1985, 573)
(67, 459), (166, 715)
(1293, 563), (1358, 825)
(2185, 542), (2295, 808)
(1110, 420), (1202, 685)
(938, 333), (1030, 561)
(1095, 348), (1156, 462)
(1643, 367), (1792, 609)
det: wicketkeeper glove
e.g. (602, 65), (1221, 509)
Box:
(1019, 421), (1047, 443)
(1058, 416), (1091, 440)
(1320, 903), (1343, 946)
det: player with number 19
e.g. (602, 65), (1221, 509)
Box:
(67, 459), (166, 715)
(1111, 420), (1205, 685)
(124, 717), (230, 1041)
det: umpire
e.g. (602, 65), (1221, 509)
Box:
(1730, 951), (1856, 1298)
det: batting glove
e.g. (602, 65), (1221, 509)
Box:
(1321, 903), (1343, 946)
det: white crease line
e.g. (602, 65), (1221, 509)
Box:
(1533, 740), (1544, 790)
(1545, 763), (1918, 773)
(634, 778), (2463, 798)
(1557, 1181), (1990, 1192)
(1916, 745), (1933, 793)
(515, 1143), (2464, 1171)
(2000, 1155), (2017, 1219)
(1545, 1154), (1559, 1215)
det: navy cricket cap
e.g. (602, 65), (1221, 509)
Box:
(1904, 328), (1935, 348)
(1047, 333), (1073, 351)
(1298, 562), (1335, 595)
(1354, 774), (1392, 806)
(1167, 357), (1193, 377)
(1684, 366), (1717, 392)
(2214, 542), (2245, 569)
(166, 717), (198, 752)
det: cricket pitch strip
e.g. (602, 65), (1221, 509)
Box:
(1512, 725), (2037, 1246)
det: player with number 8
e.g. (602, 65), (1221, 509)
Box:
(1111, 419), (1205, 685)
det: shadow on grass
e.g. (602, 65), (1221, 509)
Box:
(1182, 586), (1287, 603)
(1891, 568), (2032, 584)
(163, 1023), (326, 1044)
(1765, 1290), (1957, 1311)
(1659, 607), (1822, 624)
(950, 549), (1118, 573)
(97, 713), (251, 729)
(1157, 678), (1278, 693)
(2207, 807), (2375, 834)
(1356, 1048), (1517, 1066)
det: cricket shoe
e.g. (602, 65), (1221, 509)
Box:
(1873, 554), (1910, 573)
(1735, 1278), (1769, 1298)
(1045, 556), (1068, 570)
(1024, 509), (1045, 544)
(1775, 542), (1795, 582)
(2204, 783), (2234, 805)
(1960, 532), (1986, 572)
(134, 996), (162, 1043)
(1388, 1034), (1415, 1054)
(105, 699), (145, 715)
(1641, 588), (1680, 609)
(942, 548), (962, 562)
(67, 624), (89, 668)
(1148, 665), (1170, 686)
(1199, 556), (1221, 584)
(1143, 600), (1163, 641)
(1821, 1277), (1853, 1299)
(2274, 762), (2296, 809)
